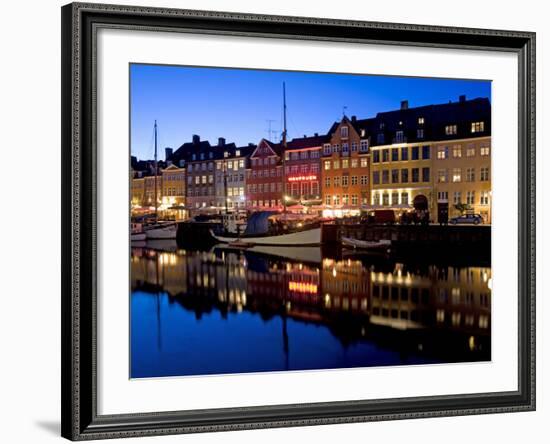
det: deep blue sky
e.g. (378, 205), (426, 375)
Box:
(130, 64), (491, 161)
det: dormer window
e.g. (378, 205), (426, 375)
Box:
(224, 151), (229, 158)
(445, 124), (457, 135)
(471, 121), (485, 133)
(380, 122), (385, 130)
(418, 117), (425, 125)
(361, 129), (366, 137)
(236, 150), (240, 157)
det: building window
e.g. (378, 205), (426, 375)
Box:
(438, 169), (448, 183)
(401, 169), (409, 183)
(395, 130), (404, 143)
(471, 121), (485, 133)
(342, 143), (349, 154)
(452, 168), (462, 182)
(422, 145), (430, 159)
(333, 160), (340, 169)
(480, 167), (490, 181)
(412, 168), (420, 183)
(342, 175), (349, 187)
(466, 191), (475, 205)
(480, 145), (490, 156)
(341, 126), (349, 138)
(311, 181), (319, 195)
(372, 151), (380, 163)
(360, 175), (368, 185)
(360, 140), (369, 152)
(437, 191), (449, 202)
(401, 192), (409, 205)
(323, 144), (331, 155)
(392, 169), (399, 183)
(324, 160), (331, 170)
(480, 191), (490, 205)
(351, 194), (358, 205)
(351, 176), (358, 185)
(377, 133), (385, 144)
(382, 149), (389, 162)
(325, 195), (331, 205)
(333, 195), (340, 205)
(445, 124), (457, 135)
(453, 146), (462, 158)
(466, 144), (476, 157)
(437, 146), (449, 159)
(382, 170), (389, 184)
(401, 147), (408, 161)
(311, 163), (319, 173)
(382, 193), (390, 206)
(360, 158), (368, 168)
(301, 164), (309, 174)
(418, 117), (425, 125)
(342, 159), (349, 169)
(454, 191), (461, 204)
(373, 171), (380, 185)
(351, 142), (358, 152)
(417, 129), (424, 139)
(373, 194), (380, 206)
(391, 192), (399, 205)
(342, 194), (349, 205)
(392, 148), (399, 161)
(422, 167), (430, 182)
(411, 146), (419, 160)
(333, 144), (340, 153)
(351, 159), (358, 168)
(466, 168), (475, 182)
(334, 176), (340, 187)
(325, 177), (331, 188)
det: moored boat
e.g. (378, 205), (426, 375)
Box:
(131, 222), (147, 241)
(145, 222), (177, 240)
(341, 236), (391, 251)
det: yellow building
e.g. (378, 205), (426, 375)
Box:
(432, 136), (491, 223)
(369, 142), (433, 217)
(160, 164), (187, 220)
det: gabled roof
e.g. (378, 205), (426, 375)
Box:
(251, 139), (283, 157)
(286, 134), (330, 150)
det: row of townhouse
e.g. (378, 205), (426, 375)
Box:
(131, 94), (492, 223)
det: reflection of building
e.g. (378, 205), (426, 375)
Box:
(321, 116), (371, 217)
(284, 134), (326, 205)
(320, 258), (370, 313)
(246, 139), (284, 210)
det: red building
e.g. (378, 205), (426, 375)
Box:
(246, 139), (284, 210)
(284, 134), (328, 205)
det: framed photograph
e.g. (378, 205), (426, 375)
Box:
(61, 2), (536, 440)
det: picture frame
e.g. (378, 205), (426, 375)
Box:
(61, 2), (536, 440)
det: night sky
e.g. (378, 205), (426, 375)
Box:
(130, 64), (491, 160)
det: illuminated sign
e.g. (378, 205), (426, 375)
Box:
(287, 175), (317, 182)
(288, 281), (318, 294)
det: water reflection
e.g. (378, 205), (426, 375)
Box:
(131, 243), (491, 378)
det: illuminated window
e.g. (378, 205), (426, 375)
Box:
(333, 195), (340, 205)
(418, 117), (425, 125)
(333, 160), (340, 169)
(437, 146), (449, 159)
(452, 146), (462, 158)
(324, 160), (331, 170)
(452, 168), (462, 182)
(480, 191), (490, 205)
(454, 191), (461, 204)
(471, 121), (485, 133)
(342, 194), (349, 205)
(342, 159), (349, 169)
(351, 194), (358, 205)
(401, 192), (409, 205)
(438, 169), (448, 183)
(360, 158), (368, 168)
(351, 159), (358, 168)
(445, 124), (457, 135)
(480, 145), (490, 156)
(391, 192), (399, 205)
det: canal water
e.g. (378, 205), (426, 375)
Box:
(130, 241), (491, 378)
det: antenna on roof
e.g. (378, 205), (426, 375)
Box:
(342, 106), (348, 118)
(266, 119), (278, 141)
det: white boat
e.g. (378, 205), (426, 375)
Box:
(131, 222), (147, 241)
(145, 222), (177, 240)
(210, 227), (321, 247)
(341, 236), (391, 251)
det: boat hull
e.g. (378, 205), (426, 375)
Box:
(131, 233), (147, 241)
(145, 224), (177, 240)
(210, 227), (321, 246)
(341, 236), (391, 250)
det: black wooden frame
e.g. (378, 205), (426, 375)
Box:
(61, 2), (536, 440)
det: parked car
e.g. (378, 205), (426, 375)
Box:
(400, 210), (430, 226)
(449, 214), (484, 225)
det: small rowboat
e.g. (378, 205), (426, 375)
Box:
(341, 237), (391, 251)
(227, 240), (255, 249)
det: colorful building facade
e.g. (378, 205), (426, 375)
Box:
(246, 139), (284, 210)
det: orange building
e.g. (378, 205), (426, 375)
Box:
(321, 116), (372, 217)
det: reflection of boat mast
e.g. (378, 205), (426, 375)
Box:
(282, 311), (289, 371)
(155, 251), (162, 351)
(153, 120), (158, 224)
(282, 82), (288, 214)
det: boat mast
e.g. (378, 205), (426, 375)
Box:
(282, 82), (288, 213)
(154, 120), (158, 223)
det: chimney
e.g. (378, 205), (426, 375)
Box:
(314, 133), (319, 137)
(218, 137), (226, 146)
(165, 147), (173, 160)
(192, 134), (200, 144)
(248, 143), (255, 147)
(400, 100), (409, 110)
(459, 94), (466, 103)
(351, 115), (357, 122)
